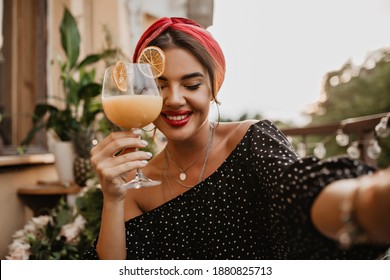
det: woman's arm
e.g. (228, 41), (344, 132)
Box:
(311, 167), (390, 246)
(90, 130), (151, 259)
(96, 199), (127, 259)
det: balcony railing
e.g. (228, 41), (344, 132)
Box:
(281, 112), (390, 167)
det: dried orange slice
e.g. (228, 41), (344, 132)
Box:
(137, 46), (165, 78)
(112, 60), (127, 92)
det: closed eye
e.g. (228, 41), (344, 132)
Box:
(185, 83), (202, 91)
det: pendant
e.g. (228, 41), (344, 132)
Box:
(179, 172), (187, 181)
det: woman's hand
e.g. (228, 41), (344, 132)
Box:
(356, 167), (390, 243)
(90, 129), (152, 202)
(312, 166), (390, 245)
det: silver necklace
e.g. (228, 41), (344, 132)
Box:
(165, 145), (207, 181)
(163, 170), (175, 198)
(165, 123), (214, 181)
(197, 124), (214, 182)
(164, 123), (215, 191)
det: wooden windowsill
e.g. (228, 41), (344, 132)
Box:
(17, 181), (81, 195)
(17, 181), (82, 216)
(0, 153), (55, 167)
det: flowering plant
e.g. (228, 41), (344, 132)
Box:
(6, 179), (102, 260)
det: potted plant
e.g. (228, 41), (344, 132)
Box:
(20, 8), (120, 186)
(6, 180), (103, 259)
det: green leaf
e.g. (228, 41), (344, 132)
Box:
(78, 54), (102, 69)
(66, 77), (81, 107)
(19, 123), (45, 149)
(77, 48), (119, 68)
(60, 8), (80, 70)
(78, 68), (96, 87)
(79, 83), (102, 100)
(19, 104), (59, 148)
(33, 104), (58, 122)
(46, 109), (73, 141)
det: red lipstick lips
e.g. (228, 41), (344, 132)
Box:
(162, 110), (192, 127)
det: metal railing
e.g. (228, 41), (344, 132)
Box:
(281, 112), (390, 167)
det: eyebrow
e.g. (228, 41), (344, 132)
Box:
(159, 72), (205, 81)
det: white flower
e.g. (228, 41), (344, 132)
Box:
(12, 229), (26, 240)
(6, 214), (52, 260)
(60, 215), (86, 244)
(32, 215), (51, 228)
(21, 215), (50, 236)
(79, 179), (101, 197)
(23, 221), (37, 234)
(6, 239), (31, 260)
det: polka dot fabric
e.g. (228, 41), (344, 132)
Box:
(82, 121), (388, 259)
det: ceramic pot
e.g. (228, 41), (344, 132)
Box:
(53, 141), (75, 185)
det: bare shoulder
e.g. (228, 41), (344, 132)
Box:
(216, 119), (258, 150)
(217, 119), (258, 137)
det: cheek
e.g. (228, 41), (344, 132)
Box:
(192, 86), (212, 106)
(153, 114), (164, 125)
(189, 93), (211, 111)
(153, 117), (165, 134)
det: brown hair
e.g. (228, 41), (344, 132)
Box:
(149, 29), (221, 104)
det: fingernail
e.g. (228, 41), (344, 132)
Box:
(141, 140), (148, 146)
(146, 152), (153, 158)
(132, 129), (142, 135)
(141, 160), (148, 166)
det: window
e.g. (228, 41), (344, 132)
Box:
(0, 0), (47, 155)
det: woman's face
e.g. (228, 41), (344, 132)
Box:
(154, 47), (212, 140)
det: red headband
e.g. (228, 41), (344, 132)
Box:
(133, 17), (226, 93)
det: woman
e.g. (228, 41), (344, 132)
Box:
(83, 17), (390, 259)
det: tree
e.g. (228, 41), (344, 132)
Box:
(308, 48), (390, 167)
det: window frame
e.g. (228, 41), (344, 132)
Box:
(0, 0), (49, 164)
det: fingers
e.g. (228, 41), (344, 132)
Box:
(90, 130), (151, 176)
(91, 129), (143, 155)
(91, 131), (147, 161)
(360, 168), (390, 188)
(377, 167), (390, 182)
(92, 133), (151, 171)
(93, 149), (153, 201)
(89, 130), (155, 201)
(99, 156), (149, 181)
(107, 150), (153, 169)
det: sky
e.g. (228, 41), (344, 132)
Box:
(208, 0), (390, 125)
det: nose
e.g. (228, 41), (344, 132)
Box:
(163, 85), (186, 108)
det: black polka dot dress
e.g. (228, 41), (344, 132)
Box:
(82, 121), (388, 259)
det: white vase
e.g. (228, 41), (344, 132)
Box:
(53, 141), (75, 185)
